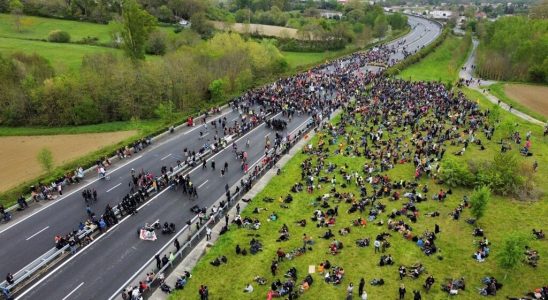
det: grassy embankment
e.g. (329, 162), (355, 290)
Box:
(171, 31), (546, 300)
(399, 34), (471, 83)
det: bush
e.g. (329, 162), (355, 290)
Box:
(146, 31), (167, 55)
(439, 156), (474, 187)
(47, 30), (71, 43)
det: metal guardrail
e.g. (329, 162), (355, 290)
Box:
(113, 114), (317, 299)
(2, 105), (233, 215)
(0, 112), (272, 297)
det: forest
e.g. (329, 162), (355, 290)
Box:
(475, 16), (548, 83)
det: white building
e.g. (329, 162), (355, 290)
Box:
(429, 10), (453, 19)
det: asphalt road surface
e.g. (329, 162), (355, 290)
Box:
(3, 15), (441, 300)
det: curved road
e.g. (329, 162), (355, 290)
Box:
(1, 15), (441, 300)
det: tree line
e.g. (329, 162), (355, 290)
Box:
(475, 16), (548, 83)
(0, 32), (287, 126)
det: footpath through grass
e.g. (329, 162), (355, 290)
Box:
(172, 88), (546, 300)
(488, 82), (548, 123)
(399, 34), (470, 83)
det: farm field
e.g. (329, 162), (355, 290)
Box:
(399, 35), (471, 83)
(489, 83), (548, 121)
(0, 131), (136, 193)
(212, 21), (298, 39)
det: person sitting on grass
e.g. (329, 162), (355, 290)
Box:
(243, 283), (253, 293)
(379, 254), (394, 266)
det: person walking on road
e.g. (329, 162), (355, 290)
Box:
(206, 227), (212, 240)
(224, 161), (228, 173)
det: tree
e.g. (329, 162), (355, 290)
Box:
(9, 0), (23, 32)
(37, 147), (54, 173)
(112, 0), (156, 61)
(154, 100), (175, 123)
(470, 186), (490, 221)
(373, 14), (388, 38)
(190, 12), (213, 37)
(497, 234), (527, 277)
(146, 30), (167, 55)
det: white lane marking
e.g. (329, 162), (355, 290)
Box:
(25, 226), (50, 241)
(249, 155), (265, 171)
(184, 110), (233, 135)
(197, 180), (209, 189)
(0, 155), (143, 236)
(15, 187), (172, 299)
(186, 112), (282, 175)
(201, 132), (210, 138)
(160, 154), (172, 161)
(106, 183), (122, 193)
(108, 215), (199, 300)
(62, 282), (84, 300)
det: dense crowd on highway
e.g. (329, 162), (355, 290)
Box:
(153, 49), (544, 300)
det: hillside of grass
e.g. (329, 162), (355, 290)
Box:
(171, 87), (546, 300)
(399, 34), (471, 83)
(0, 37), (121, 72)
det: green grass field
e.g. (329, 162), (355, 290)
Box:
(0, 14), (113, 43)
(0, 36), (121, 72)
(171, 91), (546, 300)
(282, 51), (341, 70)
(399, 35), (470, 83)
(0, 14), (170, 72)
(488, 82), (547, 123)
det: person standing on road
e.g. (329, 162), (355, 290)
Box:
(6, 273), (14, 285)
(155, 254), (161, 270)
(174, 239), (180, 252)
(92, 189), (97, 202)
(211, 160), (215, 170)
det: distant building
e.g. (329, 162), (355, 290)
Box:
(178, 19), (191, 27)
(318, 10), (343, 19)
(475, 11), (487, 19)
(429, 10), (453, 19)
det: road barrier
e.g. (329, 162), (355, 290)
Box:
(0, 111), (276, 297)
(110, 113), (317, 300)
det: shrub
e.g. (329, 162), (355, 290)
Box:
(145, 31), (167, 55)
(470, 186), (490, 221)
(47, 30), (71, 43)
(439, 156), (474, 187)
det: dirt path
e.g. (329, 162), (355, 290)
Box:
(504, 84), (548, 118)
(0, 131), (136, 192)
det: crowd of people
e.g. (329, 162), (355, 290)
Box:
(176, 34), (546, 300)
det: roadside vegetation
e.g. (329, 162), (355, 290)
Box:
(399, 33), (471, 83)
(475, 16), (548, 83)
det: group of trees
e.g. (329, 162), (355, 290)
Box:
(475, 16), (548, 83)
(0, 32), (287, 126)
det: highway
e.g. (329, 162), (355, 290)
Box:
(1, 15), (441, 300)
